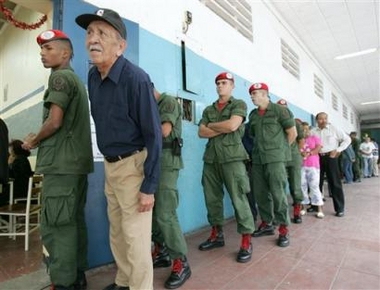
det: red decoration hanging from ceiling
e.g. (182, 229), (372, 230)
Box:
(0, 0), (47, 30)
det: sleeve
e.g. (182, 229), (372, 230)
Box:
(198, 106), (210, 126)
(279, 107), (296, 129)
(135, 79), (162, 194)
(231, 99), (247, 121)
(336, 128), (351, 153)
(46, 71), (73, 111)
(160, 96), (179, 126)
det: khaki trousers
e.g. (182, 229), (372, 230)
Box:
(104, 150), (153, 290)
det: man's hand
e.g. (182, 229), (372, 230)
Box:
(138, 192), (155, 212)
(22, 133), (38, 150)
(330, 150), (340, 158)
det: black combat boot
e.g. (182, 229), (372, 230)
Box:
(152, 243), (171, 268)
(198, 226), (225, 251)
(236, 234), (252, 263)
(292, 204), (302, 224)
(277, 224), (290, 247)
(252, 221), (275, 237)
(164, 256), (191, 289)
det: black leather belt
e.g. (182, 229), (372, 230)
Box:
(319, 151), (332, 156)
(105, 149), (143, 163)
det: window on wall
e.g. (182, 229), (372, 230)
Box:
(342, 104), (348, 119)
(331, 93), (338, 111)
(314, 74), (324, 99)
(350, 112), (354, 124)
(200, 0), (253, 41)
(281, 39), (300, 79)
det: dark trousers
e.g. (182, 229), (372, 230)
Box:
(319, 155), (345, 213)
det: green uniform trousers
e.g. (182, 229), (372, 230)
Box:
(252, 162), (290, 226)
(152, 169), (187, 259)
(41, 174), (88, 287)
(202, 161), (255, 234)
(286, 153), (303, 204)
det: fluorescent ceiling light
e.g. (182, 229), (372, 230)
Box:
(334, 48), (378, 60)
(361, 100), (380, 105)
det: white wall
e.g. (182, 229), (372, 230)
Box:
(0, 5), (52, 118)
(86, 0), (358, 130)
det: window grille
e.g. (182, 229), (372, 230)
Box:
(281, 39), (300, 79)
(314, 74), (324, 99)
(332, 93), (338, 111)
(200, 0), (253, 41)
(342, 104), (348, 119)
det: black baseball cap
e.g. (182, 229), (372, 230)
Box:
(75, 8), (127, 39)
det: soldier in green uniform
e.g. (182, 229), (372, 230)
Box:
(23, 30), (93, 290)
(248, 83), (297, 247)
(350, 131), (362, 182)
(198, 72), (255, 263)
(277, 99), (304, 224)
(151, 87), (191, 289)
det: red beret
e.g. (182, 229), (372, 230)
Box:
(277, 99), (287, 106)
(249, 83), (269, 94)
(215, 72), (234, 83)
(37, 29), (70, 46)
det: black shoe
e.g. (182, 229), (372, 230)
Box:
(236, 244), (252, 263)
(292, 215), (302, 224)
(335, 212), (344, 217)
(74, 271), (87, 290)
(277, 234), (289, 247)
(152, 245), (171, 268)
(164, 257), (191, 289)
(252, 224), (275, 237)
(306, 206), (317, 212)
(198, 227), (225, 251)
(102, 283), (129, 290)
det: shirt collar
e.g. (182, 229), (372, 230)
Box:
(213, 96), (235, 106)
(102, 56), (124, 84)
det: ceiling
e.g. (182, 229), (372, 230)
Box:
(269, 0), (379, 124)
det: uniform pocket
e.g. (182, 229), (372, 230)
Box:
(235, 172), (251, 194)
(43, 187), (76, 226)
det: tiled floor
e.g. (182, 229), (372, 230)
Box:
(0, 176), (379, 290)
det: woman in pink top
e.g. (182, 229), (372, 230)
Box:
(300, 122), (324, 218)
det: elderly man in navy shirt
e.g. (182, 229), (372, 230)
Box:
(76, 8), (162, 290)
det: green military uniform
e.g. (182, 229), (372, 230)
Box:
(36, 68), (93, 287)
(248, 102), (295, 226)
(200, 97), (254, 234)
(285, 120), (304, 204)
(152, 93), (187, 259)
(351, 137), (362, 181)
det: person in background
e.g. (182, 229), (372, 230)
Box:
(350, 132), (362, 182)
(359, 136), (375, 178)
(371, 138), (379, 177)
(341, 144), (355, 184)
(22, 29), (94, 290)
(276, 99), (304, 224)
(248, 83), (297, 247)
(0, 118), (9, 206)
(76, 8), (162, 290)
(151, 86), (191, 289)
(299, 122), (324, 218)
(242, 122), (258, 223)
(198, 72), (254, 263)
(8, 139), (33, 200)
(311, 112), (350, 217)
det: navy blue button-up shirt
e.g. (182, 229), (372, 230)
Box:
(88, 56), (162, 193)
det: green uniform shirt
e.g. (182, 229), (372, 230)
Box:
(36, 68), (94, 175)
(158, 93), (183, 170)
(200, 97), (249, 164)
(249, 102), (295, 165)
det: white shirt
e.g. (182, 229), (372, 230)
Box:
(311, 124), (351, 154)
(360, 142), (376, 158)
